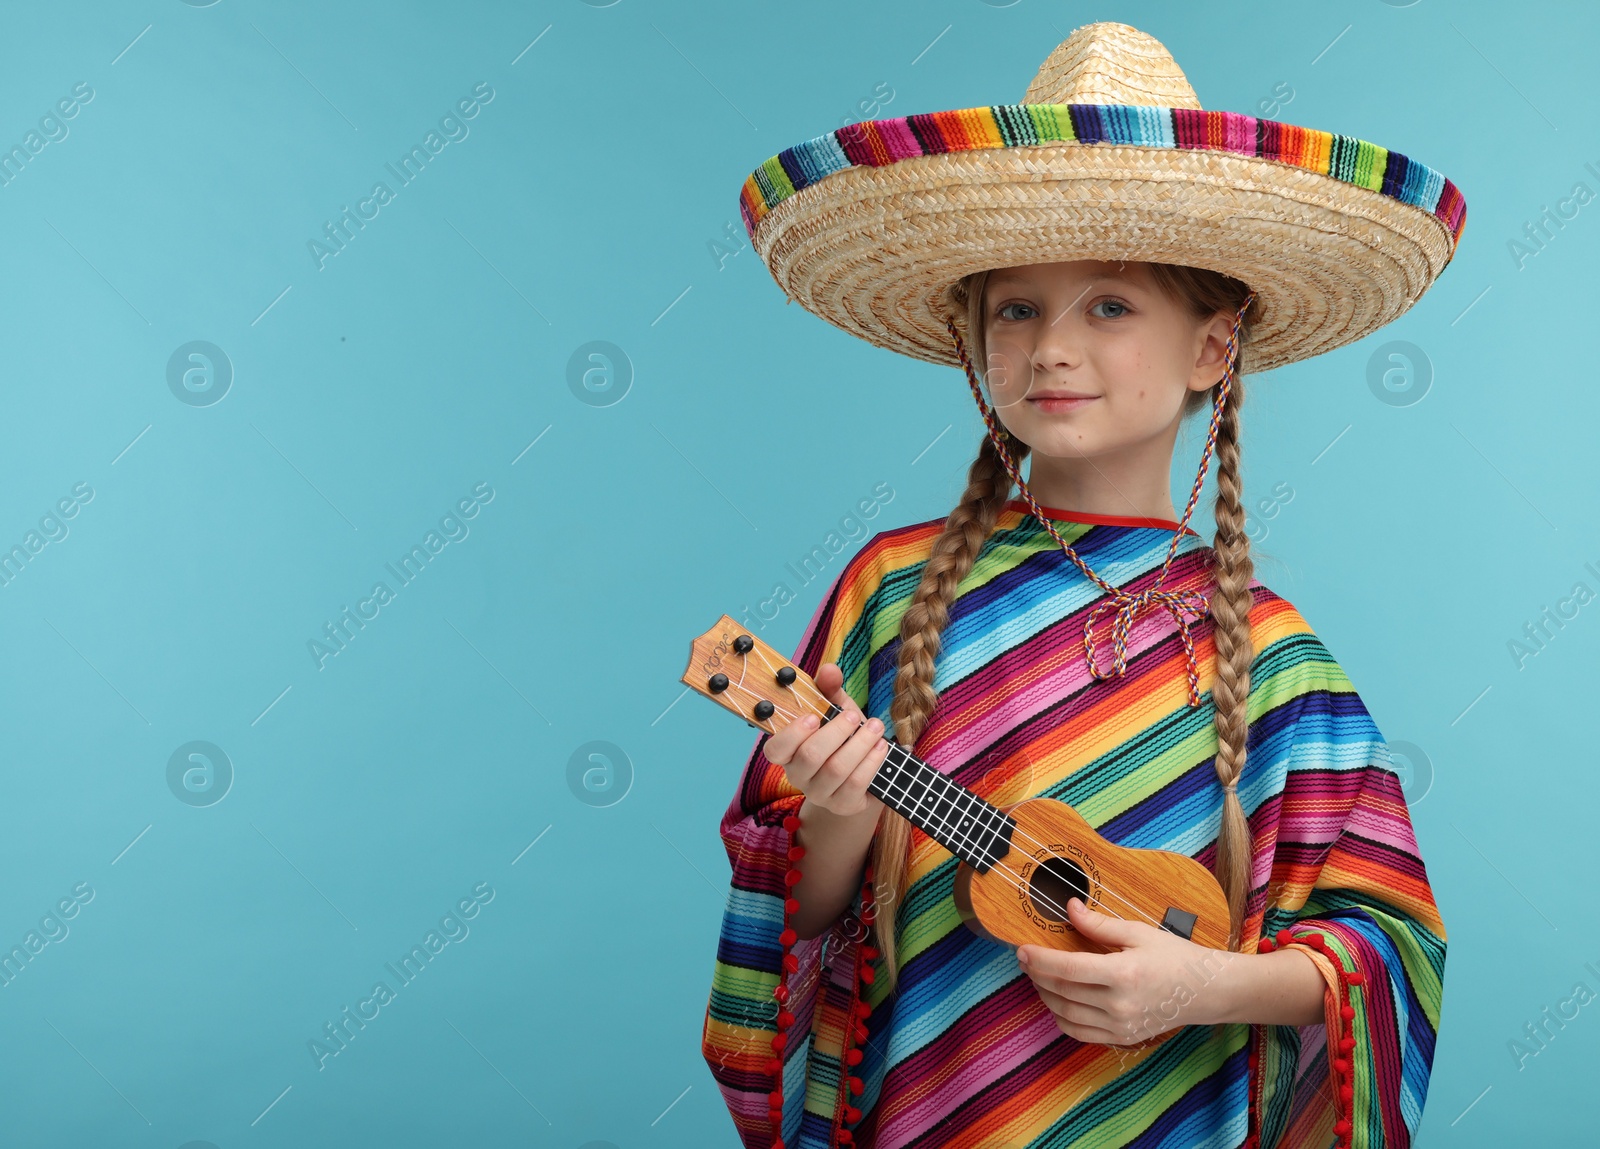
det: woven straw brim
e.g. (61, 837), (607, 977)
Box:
(752, 142), (1459, 376)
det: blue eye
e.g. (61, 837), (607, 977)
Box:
(1091, 299), (1129, 319)
(996, 302), (1038, 321)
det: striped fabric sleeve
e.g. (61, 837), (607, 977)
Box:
(702, 543), (883, 1148)
(1247, 609), (1448, 1149)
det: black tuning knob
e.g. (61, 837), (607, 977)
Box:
(776, 667), (797, 687)
(707, 673), (729, 694)
(753, 700), (775, 721)
(733, 634), (754, 654)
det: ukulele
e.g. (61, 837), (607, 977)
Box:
(684, 615), (1233, 975)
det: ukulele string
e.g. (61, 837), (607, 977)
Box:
(714, 644), (832, 733)
(729, 647), (1176, 934)
(714, 658), (1085, 923)
(748, 642), (843, 718)
(756, 652), (1174, 934)
(873, 752), (1173, 934)
(737, 652), (1176, 934)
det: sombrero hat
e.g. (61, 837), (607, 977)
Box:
(738, 21), (1467, 376)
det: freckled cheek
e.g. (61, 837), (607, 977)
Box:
(988, 349), (1044, 404)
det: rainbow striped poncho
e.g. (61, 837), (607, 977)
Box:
(702, 502), (1447, 1149)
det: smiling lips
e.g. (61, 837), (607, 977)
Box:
(1027, 391), (1097, 413)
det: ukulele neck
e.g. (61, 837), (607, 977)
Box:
(677, 617), (1017, 873)
(838, 708), (1014, 873)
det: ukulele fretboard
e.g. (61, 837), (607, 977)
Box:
(844, 713), (1014, 872)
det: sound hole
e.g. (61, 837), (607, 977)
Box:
(1028, 855), (1090, 923)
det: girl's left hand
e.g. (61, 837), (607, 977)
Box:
(1015, 896), (1234, 1046)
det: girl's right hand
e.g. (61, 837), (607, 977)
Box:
(762, 662), (891, 818)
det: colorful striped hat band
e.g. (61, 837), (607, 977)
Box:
(944, 288), (1256, 710)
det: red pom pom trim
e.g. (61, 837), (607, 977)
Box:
(1250, 926), (1366, 1149)
(771, 809), (880, 1149)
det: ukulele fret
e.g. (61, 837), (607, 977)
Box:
(869, 742), (1014, 873)
(953, 788), (990, 847)
(961, 786), (1010, 870)
(928, 775), (960, 834)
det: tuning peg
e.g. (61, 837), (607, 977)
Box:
(708, 673), (729, 694)
(776, 667), (796, 687)
(754, 701), (775, 721)
(733, 634), (754, 654)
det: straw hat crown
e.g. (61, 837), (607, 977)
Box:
(738, 21), (1467, 375)
(1020, 22), (1202, 109)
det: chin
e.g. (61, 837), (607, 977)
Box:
(1028, 438), (1116, 461)
(1007, 423), (1112, 459)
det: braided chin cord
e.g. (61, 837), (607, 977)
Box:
(942, 291), (1254, 708)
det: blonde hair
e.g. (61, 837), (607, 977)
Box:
(868, 263), (1256, 992)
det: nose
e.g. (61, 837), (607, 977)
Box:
(1030, 302), (1083, 376)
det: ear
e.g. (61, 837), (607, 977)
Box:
(1186, 311), (1237, 394)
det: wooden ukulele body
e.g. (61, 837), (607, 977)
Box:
(950, 796), (1232, 1049)
(951, 795), (1232, 955)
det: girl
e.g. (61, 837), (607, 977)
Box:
(702, 22), (1460, 1149)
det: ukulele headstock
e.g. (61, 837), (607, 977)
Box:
(681, 615), (834, 735)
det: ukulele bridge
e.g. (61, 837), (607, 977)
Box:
(1160, 906), (1198, 940)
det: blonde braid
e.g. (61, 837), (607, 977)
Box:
(872, 431), (1023, 992)
(1205, 376), (1254, 950)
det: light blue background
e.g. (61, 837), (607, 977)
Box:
(0, 0), (1592, 1145)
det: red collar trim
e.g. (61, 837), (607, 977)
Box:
(1004, 497), (1198, 536)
